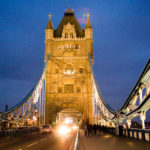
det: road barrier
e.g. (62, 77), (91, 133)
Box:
(69, 129), (79, 150)
(74, 129), (79, 150)
(105, 127), (150, 142)
(123, 128), (150, 142)
(0, 127), (40, 138)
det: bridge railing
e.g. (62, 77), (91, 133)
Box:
(105, 127), (150, 142)
(123, 128), (150, 142)
(69, 129), (79, 150)
(74, 129), (79, 150)
(0, 126), (40, 138)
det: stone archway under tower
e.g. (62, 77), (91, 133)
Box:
(56, 108), (82, 125)
(45, 101), (92, 125)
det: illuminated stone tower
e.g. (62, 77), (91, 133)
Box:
(45, 7), (94, 124)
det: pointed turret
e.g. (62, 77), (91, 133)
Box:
(46, 14), (53, 29)
(45, 13), (53, 40)
(85, 13), (92, 29)
(85, 12), (93, 39)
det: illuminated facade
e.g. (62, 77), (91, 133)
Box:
(45, 7), (94, 124)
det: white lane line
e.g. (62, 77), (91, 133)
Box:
(39, 138), (47, 142)
(26, 141), (38, 147)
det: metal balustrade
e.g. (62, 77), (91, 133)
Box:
(69, 129), (79, 150)
(0, 127), (40, 138)
(74, 129), (79, 150)
(105, 127), (150, 142)
(123, 128), (150, 142)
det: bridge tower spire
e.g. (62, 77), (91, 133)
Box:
(85, 12), (93, 40)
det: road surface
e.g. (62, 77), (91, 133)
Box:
(1, 130), (150, 150)
(0, 132), (75, 150)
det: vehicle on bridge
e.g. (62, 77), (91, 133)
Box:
(41, 124), (53, 134)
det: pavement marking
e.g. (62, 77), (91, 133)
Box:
(26, 141), (38, 147)
(32, 132), (39, 135)
(39, 138), (47, 142)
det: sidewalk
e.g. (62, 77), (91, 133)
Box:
(79, 130), (150, 150)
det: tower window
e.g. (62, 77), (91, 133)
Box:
(70, 33), (73, 38)
(75, 44), (79, 50)
(69, 44), (72, 49)
(64, 84), (74, 93)
(52, 82), (57, 93)
(65, 33), (68, 38)
(58, 87), (62, 93)
(64, 64), (74, 75)
(58, 45), (62, 50)
(64, 44), (69, 49)
(76, 87), (81, 93)
(79, 68), (83, 73)
(55, 68), (59, 73)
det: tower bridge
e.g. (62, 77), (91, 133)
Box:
(0, 7), (150, 133)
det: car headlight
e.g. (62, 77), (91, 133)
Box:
(72, 125), (78, 130)
(58, 125), (71, 135)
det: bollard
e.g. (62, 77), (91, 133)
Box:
(149, 131), (150, 143)
(136, 130), (139, 140)
(142, 130), (145, 141)
(74, 130), (79, 150)
(127, 129), (130, 138)
(132, 130), (134, 138)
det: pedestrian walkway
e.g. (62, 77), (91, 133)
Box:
(79, 130), (150, 150)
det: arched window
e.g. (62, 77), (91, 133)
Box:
(65, 33), (68, 38)
(55, 68), (59, 73)
(79, 68), (83, 73)
(58, 87), (62, 93)
(76, 87), (81, 93)
(58, 45), (61, 50)
(64, 64), (74, 75)
(64, 84), (74, 93)
(75, 44), (79, 50)
(69, 44), (72, 49)
(66, 44), (69, 49)
(70, 33), (73, 38)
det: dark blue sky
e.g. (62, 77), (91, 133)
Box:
(0, 0), (150, 117)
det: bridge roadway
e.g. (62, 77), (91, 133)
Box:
(0, 130), (150, 150)
(79, 130), (150, 150)
(0, 132), (75, 150)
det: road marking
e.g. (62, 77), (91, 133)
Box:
(40, 138), (47, 142)
(26, 141), (38, 147)
(32, 132), (39, 135)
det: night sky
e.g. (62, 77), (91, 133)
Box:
(0, 0), (150, 119)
